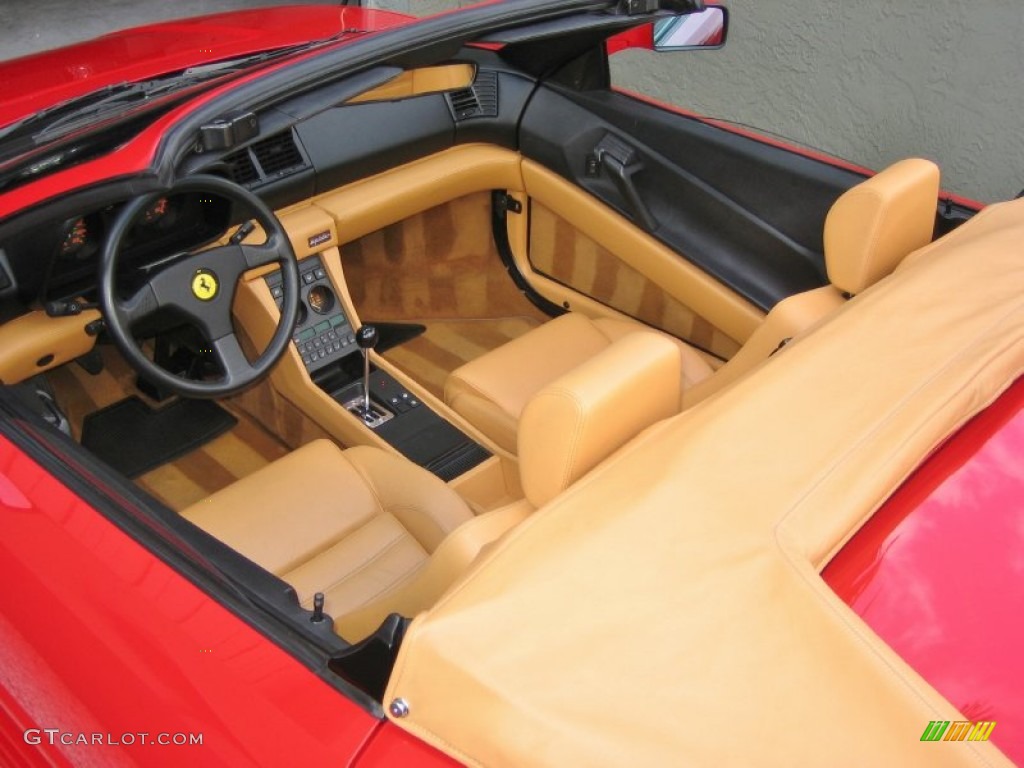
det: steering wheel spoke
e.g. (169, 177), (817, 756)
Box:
(116, 283), (161, 327)
(210, 333), (251, 388)
(241, 236), (284, 270)
(99, 175), (300, 399)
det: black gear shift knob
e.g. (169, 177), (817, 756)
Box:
(356, 325), (378, 351)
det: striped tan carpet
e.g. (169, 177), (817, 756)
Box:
(47, 348), (290, 511)
(342, 193), (552, 399)
(383, 316), (542, 400)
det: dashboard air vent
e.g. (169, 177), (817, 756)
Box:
(251, 131), (304, 179)
(446, 71), (499, 122)
(219, 130), (307, 188)
(223, 147), (259, 186)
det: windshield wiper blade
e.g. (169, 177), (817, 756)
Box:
(30, 84), (154, 140)
(0, 34), (370, 177)
(0, 83), (137, 144)
(0, 32), (372, 148)
(0, 74), (214, 148)
(0, 45), (323, 147)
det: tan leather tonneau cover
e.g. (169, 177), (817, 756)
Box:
(386, 200), (1024, 768)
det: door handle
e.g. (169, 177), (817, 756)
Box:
(589, 134), (658, 232)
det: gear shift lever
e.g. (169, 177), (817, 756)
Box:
(356, 324), (378, 413)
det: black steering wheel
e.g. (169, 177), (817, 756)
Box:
(99, 175), (300, 398)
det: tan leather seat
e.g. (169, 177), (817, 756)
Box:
(823, 158), (942, 295)
(445, 312), (714, 454)
(182, 441), (483, 641)
(182, 334), (681, 640)
(517, 330), (682, 507)
(683, 157), (941, 406)
(446, 158), (940, 448)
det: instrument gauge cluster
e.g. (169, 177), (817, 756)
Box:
(58, 215), (98, 262)
(15, 189), (234, 303)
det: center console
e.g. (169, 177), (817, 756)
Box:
(265, 255), (356, 372)
(265, 255), (490, 481)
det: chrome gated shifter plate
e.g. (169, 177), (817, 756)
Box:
(344, 396), (394, 429)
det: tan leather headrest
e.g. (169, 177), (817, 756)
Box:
(518, 332), (681, 508)
(824, 158), (940, 295)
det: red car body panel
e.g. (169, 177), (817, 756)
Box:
(0, 6), (410, 130)
(823, 376), (1024, 764)
(0, 433), (451, 766)
(355, 724), (463, 768)
(605, 25), (654, 56)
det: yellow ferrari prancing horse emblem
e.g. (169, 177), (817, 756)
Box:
(191, 269), (219, 301)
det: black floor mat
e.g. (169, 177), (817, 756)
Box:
(369, 321), (427, 352)
(81, 396), (237, 478)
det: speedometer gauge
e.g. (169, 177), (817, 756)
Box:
(142, 196), (169, 225)
(59, 217), (88, 258)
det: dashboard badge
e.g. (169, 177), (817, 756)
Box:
(191, 269), (219, 301)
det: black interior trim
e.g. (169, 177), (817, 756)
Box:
(519, 84), (869, 310)
(298, 97), (455, 193)
(329, 613), (410, 703)
(491, 190), (565, 318)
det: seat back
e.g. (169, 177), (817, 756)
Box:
(518, 332), (681, 507)
(683, 158), (941, 409)
(824, 158), (941, 296)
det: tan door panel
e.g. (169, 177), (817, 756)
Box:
(521, 161), (763, 355)
(529, 203), (743, 360)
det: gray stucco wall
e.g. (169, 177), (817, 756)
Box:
(610, 2), (1024, 203)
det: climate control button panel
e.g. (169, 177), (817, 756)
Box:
(265, 254), (355, 373)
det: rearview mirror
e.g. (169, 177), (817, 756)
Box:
(653, 7), (728, 51)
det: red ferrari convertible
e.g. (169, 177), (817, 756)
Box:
(0, 2), (1020, 766)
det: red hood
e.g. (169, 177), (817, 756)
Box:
(0, 5), (410, 129)
(823, 376), (1024, 763)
